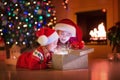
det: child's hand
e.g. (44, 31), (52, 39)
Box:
(47, 61), (52, 68)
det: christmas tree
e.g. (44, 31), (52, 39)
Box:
(0, 0), (56, 47)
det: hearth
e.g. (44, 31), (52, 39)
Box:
(76, 9), (107, 45)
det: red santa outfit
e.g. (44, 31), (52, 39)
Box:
(55, 19), (84, 49)
(16, 28), (59, 70)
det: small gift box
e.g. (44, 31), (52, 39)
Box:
(52, 47), (94, 70)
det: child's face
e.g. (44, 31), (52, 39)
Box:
(58, 30), (72, 44)
(47, 39), (58, 52)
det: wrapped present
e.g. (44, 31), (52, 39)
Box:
(52, 47), (94, 70)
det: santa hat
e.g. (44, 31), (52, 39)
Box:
(36, 27), (59, 46)
(54, 19), (83, 42)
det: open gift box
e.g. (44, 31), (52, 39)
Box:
(52, 47), (94, 70)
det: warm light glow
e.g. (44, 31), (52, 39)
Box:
(31, 15), (33, 18)
(6, 42), (10, 44)
(33, 1), (36, 4)
(4, 2), (7, 5)
(47, 22), (53, 26)
(54, 49), (68, 55)
(23, 42), (26, 45)
(28, 13), (31, 16)
(1, 14), (3, 16)
(17, 26), (20, 29)
(15, 42), (18, 44)
(0, 29), (2, 32)
(23, 24), (27, 27)
(0, 33), (3, 35)
(102, 8), (106, 12)
(27, 2), (30, 5)
(15, 17), (18, 19)
(89, 22), (106, 40)
(54, 17), (57, 20)
(19, 22), (22, 25)
(15, 4), (18, 6)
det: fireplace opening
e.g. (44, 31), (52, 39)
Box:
(76, 9), (107, 45)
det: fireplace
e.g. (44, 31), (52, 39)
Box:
(76, 9), (107, 45)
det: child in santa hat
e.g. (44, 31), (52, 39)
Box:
(54, 18), (84, 49)
(16, 27), (59, 70)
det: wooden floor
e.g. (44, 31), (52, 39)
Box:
(0, 59), (120, 80)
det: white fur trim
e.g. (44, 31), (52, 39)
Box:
(37, 35), (48, 46)
(47, 32), (59, 45)
(37, 32), (59, 46)
(55, 23), (76, 37)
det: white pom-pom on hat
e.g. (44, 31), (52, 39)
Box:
(37, 35), (48, 46)
(36, 27), (59, 46)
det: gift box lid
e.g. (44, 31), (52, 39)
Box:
(69, 47), (94, 56)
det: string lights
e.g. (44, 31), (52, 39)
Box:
(62, 0), (69, 10)
(0, 0), (57, 47)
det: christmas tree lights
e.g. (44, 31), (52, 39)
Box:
(0, 0), (56, 47)
(62, 0), (69, 10)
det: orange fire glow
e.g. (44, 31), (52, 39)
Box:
(89, 22), (106, 40)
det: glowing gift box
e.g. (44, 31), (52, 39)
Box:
(52, 47), (94, 70)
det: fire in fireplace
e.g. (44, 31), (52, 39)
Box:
(76, 9), (107, 45)
(89, 22), (106, 41)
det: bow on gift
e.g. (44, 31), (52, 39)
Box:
(70, 41), (84, 49)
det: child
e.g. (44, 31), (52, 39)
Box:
(54, 18), (84, 49)
(16, 27), (59, 70)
